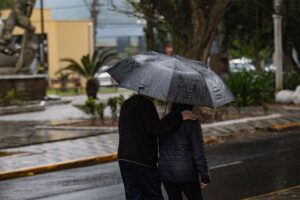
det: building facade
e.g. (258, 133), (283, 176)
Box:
(0, 8), (93, 83)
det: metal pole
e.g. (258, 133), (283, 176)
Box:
(91, 0), (99, 49)
(40, 0), (45, 71)
(273, 14), (283, 91)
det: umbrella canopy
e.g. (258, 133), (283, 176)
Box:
(107, 51), (234, 108)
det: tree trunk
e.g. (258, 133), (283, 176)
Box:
(86, 78), (99, 99)
(155, 0), (231, 63)
(91, 0), (100, 48)
(141, 0), (157, 51)
(254, 58), (263, 71)
(144, 21), (156, 51)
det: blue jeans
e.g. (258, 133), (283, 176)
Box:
(119, 160), (164, 200)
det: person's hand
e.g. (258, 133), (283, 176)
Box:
(181, 110), (198, 120)
(200, 183), (208, 189)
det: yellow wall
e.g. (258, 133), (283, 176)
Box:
(0, 9), (93, 84)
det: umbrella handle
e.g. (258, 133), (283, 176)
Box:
(137, 86), (144, 95)
(163, 102), (168, 117)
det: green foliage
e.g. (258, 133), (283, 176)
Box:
(60, 47), (116, 80)
(125, 0), (230, 60)
(95, 102), (106, 123)
(80, 98), (97, 117)
(0, 0), (12, 10)
(80, 95), (126, 123)
(56, 72), (70, 82)
(225, 0), (273, 70)
(283, 0), (300, 70)
(107, 95), (126, 121)
(225, 0), (300, 71)
(0, 89), (22, 107)
(284, 72), (300, 90)
(80, 98), (107, 123)
(55, 72), (71, 91)
(59, 47), (117, 98)
(226, 71), (300, 107)
(117, 95), (125, 107)
(225, 71), (275, 107)
(107, 97), (118, 120)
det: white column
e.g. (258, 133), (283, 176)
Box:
(273, 14), (283, 91)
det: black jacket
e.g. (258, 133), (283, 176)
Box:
(158, 120), (211, 183)
(118, 95), (183, 167)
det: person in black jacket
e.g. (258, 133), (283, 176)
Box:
(118, 95), (198, 200)
(158, 103), (211, 200)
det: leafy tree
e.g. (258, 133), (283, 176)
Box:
(59, 47), (116, 99)
(225, 0), (273, 71)
(282, 0), (300, 71)
(225, 0), (300, 72)
(55, 72), (71, 91)
(125, 0), (231, 62)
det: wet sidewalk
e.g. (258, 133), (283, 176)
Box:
(1, 109), (300, 180)
(1, 102), (300, 180)
(0, 133), (118, 180)
(244, 185), (300, 199)
(0, 91), (132, 121)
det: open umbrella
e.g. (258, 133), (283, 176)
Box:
(107, 51), (234, 108)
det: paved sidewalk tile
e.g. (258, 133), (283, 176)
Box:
(0, 133), (118, 172)
(1, 109), (300, 177)
(245, 185), (300, 199)
(202, 113), (300, 137)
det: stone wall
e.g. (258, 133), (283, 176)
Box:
(0, 75), (48, 100)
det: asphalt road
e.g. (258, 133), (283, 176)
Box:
(1, 128), (300, 200)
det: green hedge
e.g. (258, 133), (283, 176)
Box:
(225, 71), (300, 107)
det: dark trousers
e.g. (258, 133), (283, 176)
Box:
(119, 160), (164, 200)
(163, 181), (203, 200)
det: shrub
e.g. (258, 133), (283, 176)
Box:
(80, 98), (97, 118)
(80, 98), (107, 123)
(225, 71), (275, 107)
(107, 97), (119, 122)
(225, 71), (300, 107)
(0, 89), (22, 107)
(284, 72), (300, 90)
(95, 102), (106, 124)
(117, 95), (125, 107)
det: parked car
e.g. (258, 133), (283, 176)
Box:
(229, 57), (255, 72)
(95, 66), (117, 87)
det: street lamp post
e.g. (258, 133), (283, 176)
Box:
(273, 0), (283, 91)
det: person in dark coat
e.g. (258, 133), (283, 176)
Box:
(158, 103), (211, 200)
(118, 95), (198, 200)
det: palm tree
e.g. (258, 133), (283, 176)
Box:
(59, 47), (116, 99)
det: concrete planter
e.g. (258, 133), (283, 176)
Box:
(0, 103), (45, 115)
(0, 75), (48, 100)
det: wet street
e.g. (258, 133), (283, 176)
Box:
(1, 128), (300, 200)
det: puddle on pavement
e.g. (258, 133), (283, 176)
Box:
(0, 151), (30, 158)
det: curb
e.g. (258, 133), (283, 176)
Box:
(270, 122), (300, 131)
(34, 125), (118, 132)
(0, 104), (45, 116)
(243, 185), (300, 199)
(203, 121), (300, 145)
(0, 153), (118, 181)
(1, 119), (300, 181)
(202, 114), (281, 128)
